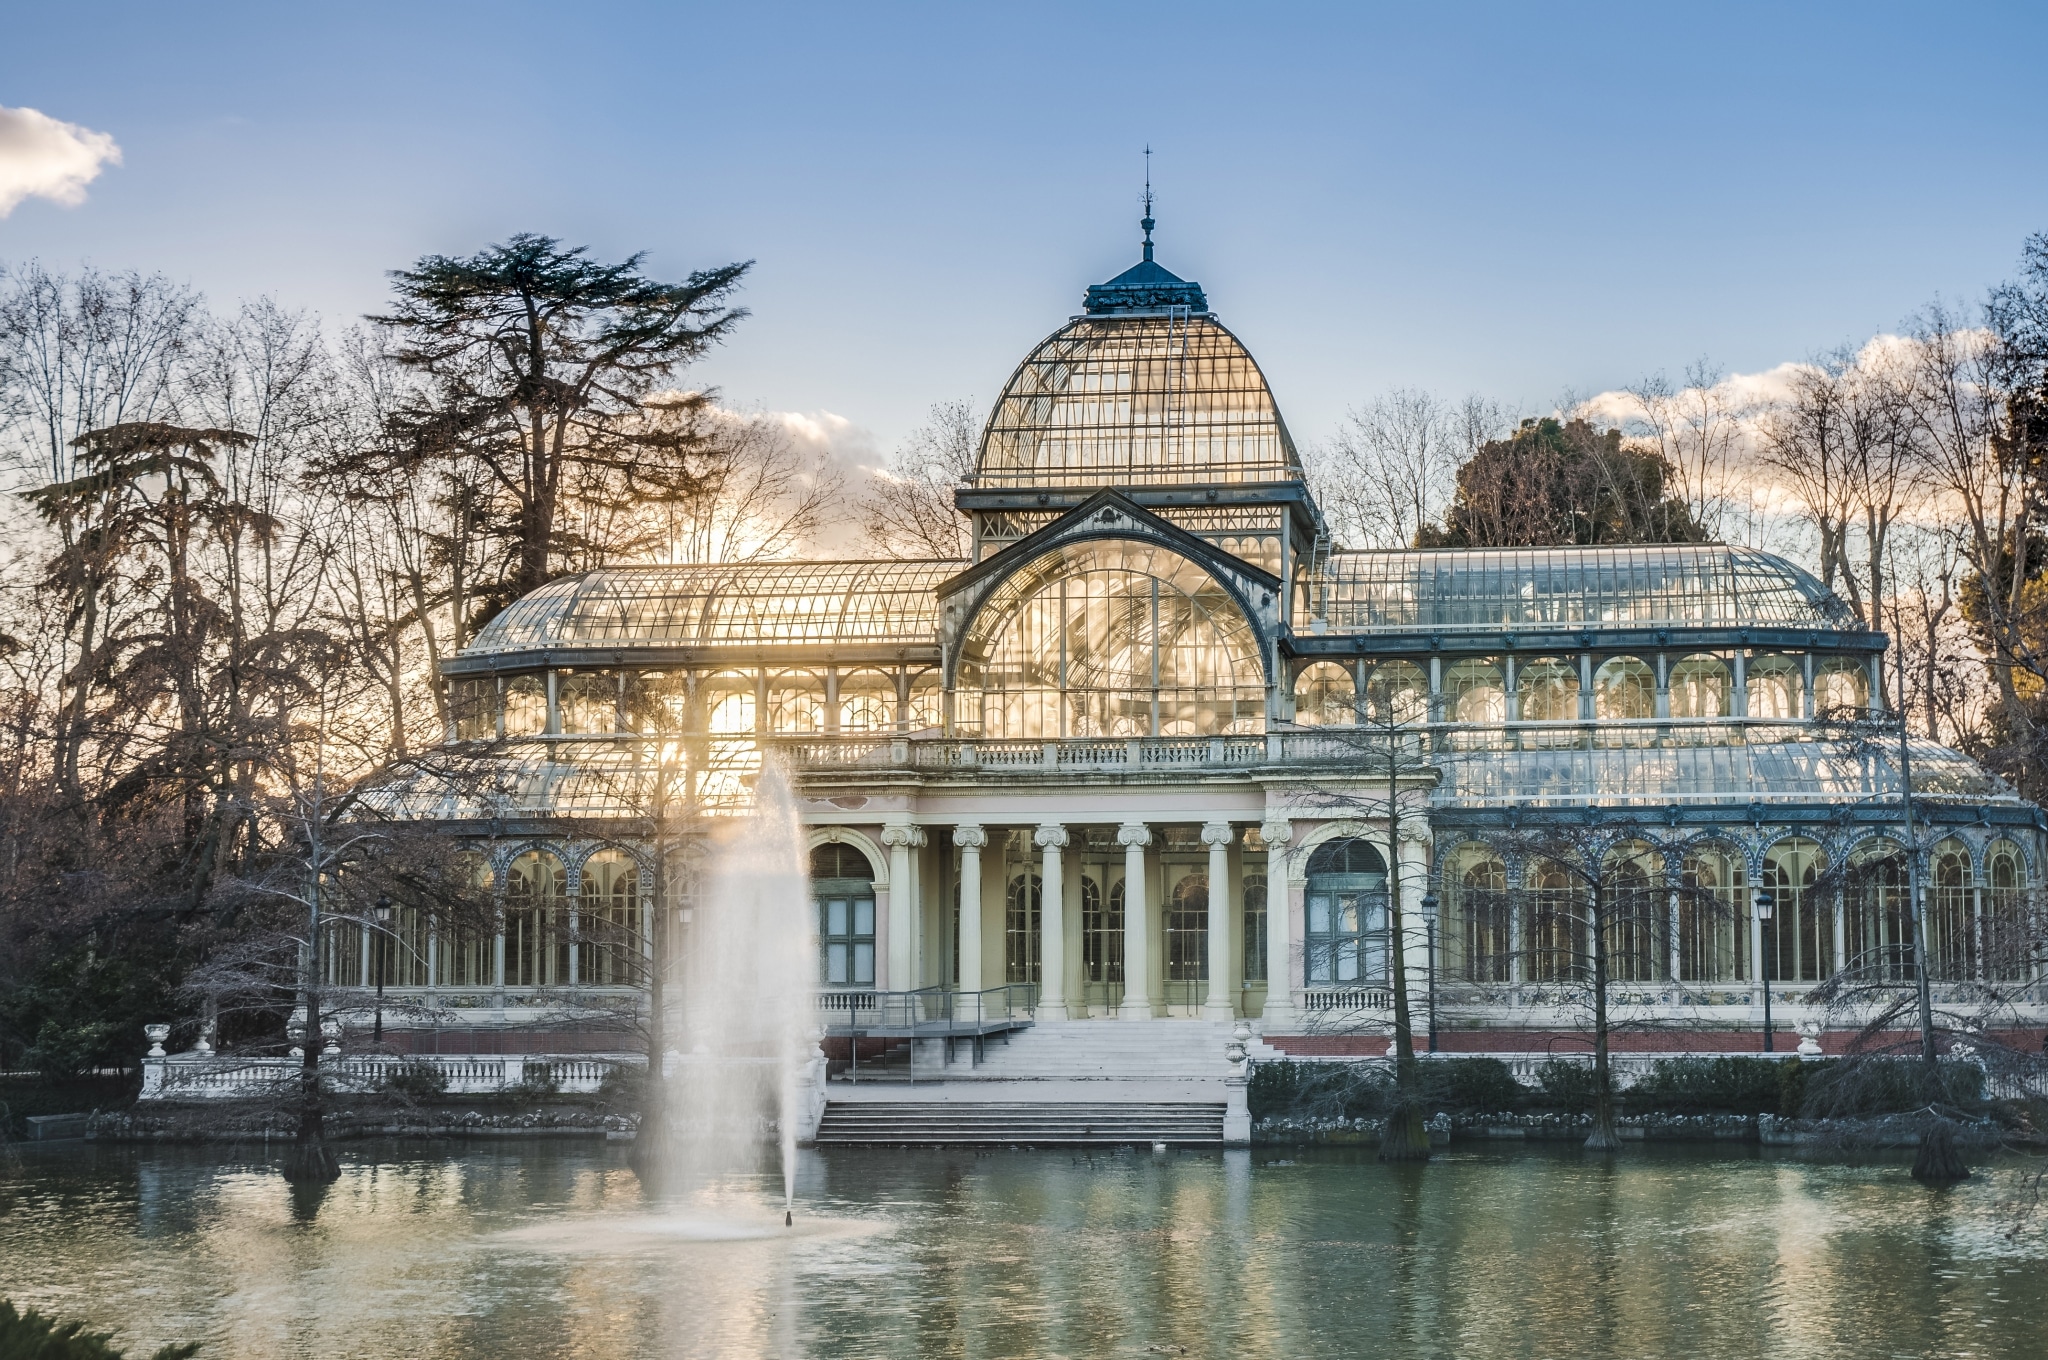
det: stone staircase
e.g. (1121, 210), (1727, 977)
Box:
(814, 1100), (1225, 1145)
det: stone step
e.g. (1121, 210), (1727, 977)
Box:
(815, 1100), (1225, 1145)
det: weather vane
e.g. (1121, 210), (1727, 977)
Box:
(1141, 145), (1155, 262)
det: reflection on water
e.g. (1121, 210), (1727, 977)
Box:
(1, 1141), (2044, 1360)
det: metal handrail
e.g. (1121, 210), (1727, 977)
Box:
(815, 983), (1036, 1031)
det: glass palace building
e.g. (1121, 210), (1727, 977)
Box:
(372, 230), (2045, 1046)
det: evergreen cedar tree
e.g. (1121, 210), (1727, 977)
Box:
(364, 233), (752, 626)
(1414, 417), (1710, 549)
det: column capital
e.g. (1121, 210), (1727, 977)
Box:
(881, 824), (921, 848)
(1116, 822), (1152, 849)
(952, 824), (987, 850)
(1033, 823), (1069, 850)
(1259, 818), (1293, 848)
(1200, 821), (1235, 848)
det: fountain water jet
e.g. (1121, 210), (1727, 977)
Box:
(654, 759), (820, 1208)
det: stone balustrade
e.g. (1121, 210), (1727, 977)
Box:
(138, 1049), (638, 1102)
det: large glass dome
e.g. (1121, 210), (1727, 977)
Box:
(973, 254), (1303, 491)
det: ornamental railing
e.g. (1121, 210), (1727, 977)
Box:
(814, 984), (1036, 1033)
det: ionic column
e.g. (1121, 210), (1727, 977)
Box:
(1035, 824), (1071, 1019)
(955, 826), (987, 994)
(1260, 819), (1296, 1030)
(1202, 821), (1236, 1019)
(881, 823), (918, 991)
(1118, 822), (1154, 1019)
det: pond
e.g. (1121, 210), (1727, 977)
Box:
(1, 1140), (2044, 1359)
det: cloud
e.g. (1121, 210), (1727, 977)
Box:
(0, 105), (121, 216)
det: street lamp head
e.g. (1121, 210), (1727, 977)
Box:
(1420, 891), (1440, 924)
(375, 893), (393, 924)
(1752, 889), (1773, 922)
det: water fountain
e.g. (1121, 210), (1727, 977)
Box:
(658, 759), (822, 1219)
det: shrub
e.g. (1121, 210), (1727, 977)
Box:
(596, 1063), (643, 1111)
(1800, 1056), (1985, 1118)
(1248, 1060), (1391, 1121)
(1534, 1059), (1599, 1112)
(377, 1058), (448, 1102)
(1415, 1058), (1524, 1114)
(506, 1063), (561, 1103)
(1626, 1057), (1784, 1116)
(0, 1299), (199, 1360)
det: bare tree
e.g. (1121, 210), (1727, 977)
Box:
(1624, 359), (1744, 541)
(858, 398), (978, 559)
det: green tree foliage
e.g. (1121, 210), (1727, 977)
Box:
(1415, 417), (1709, 548)
(0, 1301), (198, 1360)
(366, 234), (751, 624)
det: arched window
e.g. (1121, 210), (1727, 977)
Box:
(1593, 657), (1656, 721)
(1605, 842), (1664, 982)
(1816, 658), (1871, 715)
(838, 669), (897, 733)
(1746, 654), (1802, 721)
(956, 540), (1266, 739)
(437, 853), (492, 988)
(503, 675), (547, 736)
(1363, 660), (1428, 726)
(1930, 839), (1973, 981)
(1517, 658), (1580, 722)
(1446, 843), (1510, 983)
(1293, 661), (1355, 726)
(1845, 840), (1914, 982)
(703, 671), (757, 735)
(1006, 871), (1042, 985)
(1305, 838), (1388, 985)
(1444, 660), (1506, 724)
(1761, 838), (1827, 982)
(812, 842), (876, 987)
(580, 849), (643, 986)
(767, 673), (826, 733)
(905, 670), (944, 732)
(505, 850), (567, 989)
(1525, 859), (1585, 983)
(451, 678), (497, 740)
(1679, 846), (1746, 982)
(1985, 840), (2027, 980)
(557, 672), (617, 734)
(1669, 654), (1732, 719)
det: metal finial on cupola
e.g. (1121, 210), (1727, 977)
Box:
(1140, 145), (1155, 262)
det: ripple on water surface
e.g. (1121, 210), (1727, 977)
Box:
(0, 1141), (2044, 1360)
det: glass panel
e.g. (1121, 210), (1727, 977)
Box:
(826, 900), (849, 936)
(1593, 657), (1656, 721)
(853, 943), (874, 985)
(1308, 895), (1331, 934)
(1747, 654), (1802, 719)
(827, 942), (849, 985)
(854, 899), (875, 935)
(1293, 662), (1354, 726)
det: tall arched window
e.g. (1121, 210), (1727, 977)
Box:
(1761, 839), (1827, 982)
(767, 672), (826, 733)
(813, 842), (876, 987)
(1242, 873), (1268, 983)
(557, 672), (617, 734)
(1166, 873), (1210, 1007)
(580, 850), (643, 986)
(1679, 846), (1746, 982)
(1363, 660), (1428, 725)
(1985, 840), (2027, 980)
(838, 669), (897, 733)
(1816, 658), (1871, 714)
(1006, 871), (1043, 985)
(1305, 838), (1388, 985)
(1082, 875), (1124, 993)
(956, 540), (1266, 738)
(1845, 840), (1914, 982)
(1526, 859), (1585, 983)
(1293, 661), (1355, 726)
(1605, 842), (1663, 982)
(1930, 839), (1974, 981)
(503, 675), (547, 735)
(1446, 843), (1510, 983)
(505, 850), (567, 989)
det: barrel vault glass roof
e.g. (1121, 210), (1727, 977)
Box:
(974, 312), (1304, 490)
(1309, 546), (1855, 634)
(464, 560), (960, 655)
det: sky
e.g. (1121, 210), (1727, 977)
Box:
(4, 1), (2047, 465)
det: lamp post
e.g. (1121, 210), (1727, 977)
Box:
(373, 893), (392, 1046)
(1420, 890), (1441, 1054)
(1753, 888), (1774, 1054)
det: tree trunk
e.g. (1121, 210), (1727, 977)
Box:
(283, 990), (340, 1183)
(1584, 882), (1621, 1152)
(1379, 749), (1430, 1162)
(1911, 1117), (1970, 1183)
